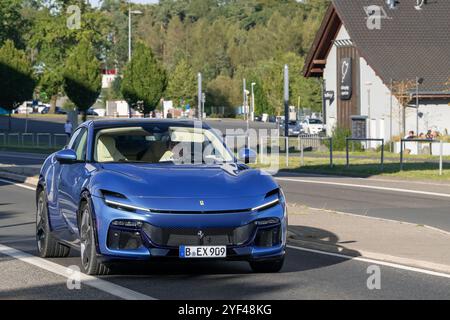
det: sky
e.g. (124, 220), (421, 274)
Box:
(90, 0), (159, 7)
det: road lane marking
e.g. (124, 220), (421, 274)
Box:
(0, 244), (156, 300)
(276, 177), (450, 199)
(287, 245), (450, 279)
(0, 178), (36, 191)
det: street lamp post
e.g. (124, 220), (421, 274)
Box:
(251, 82), (256, 122)
(128, 9), (143, 62)
(198, 73), (202, 120)
(127, 7), (142, 118)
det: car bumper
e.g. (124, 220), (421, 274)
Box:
(91, 196), (287, 261)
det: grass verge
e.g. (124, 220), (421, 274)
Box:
(254, 154), (450, 181)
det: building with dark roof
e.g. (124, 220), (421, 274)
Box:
(303, 0), (450, 145)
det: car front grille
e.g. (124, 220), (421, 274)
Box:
(142, 223), (256, 247)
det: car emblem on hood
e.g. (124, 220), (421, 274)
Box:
(197, 230), (204, 239)
(199, 200), (205, 206)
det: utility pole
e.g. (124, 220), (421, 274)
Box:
(284, 65), (289, 137)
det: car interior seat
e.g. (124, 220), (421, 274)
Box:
(96, 135), (127, 162)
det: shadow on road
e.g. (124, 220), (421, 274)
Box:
(288, 225), (361, 257)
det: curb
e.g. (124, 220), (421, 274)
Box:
(307, 207), (450, 237)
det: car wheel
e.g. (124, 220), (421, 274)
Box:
(79, 201), (110, 275)
(36, 190), (70, 258)
(249, 257), (284, 273)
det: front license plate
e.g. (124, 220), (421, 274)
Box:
(179, 246), (227, 258)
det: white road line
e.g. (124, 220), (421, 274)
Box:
(287, 245), (450, 279)
(0, 178), (35, 191)
(276, 177), (450, 199)
(0, 244), (156, 300)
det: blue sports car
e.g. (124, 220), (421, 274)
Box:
(36, 119), (287, 275)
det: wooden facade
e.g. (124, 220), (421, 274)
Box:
(336, 46), (360, 129)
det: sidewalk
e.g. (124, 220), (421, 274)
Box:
(288, 206), (450, 273)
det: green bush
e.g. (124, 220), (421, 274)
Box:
(325, 127), (362, 151)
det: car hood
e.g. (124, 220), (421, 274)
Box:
(92, 163), (279, 211)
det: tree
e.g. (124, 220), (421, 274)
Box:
(121, 43), (167, 115)
(63, 38), (102, 121)
(392, 80), (416, 137)
(206, 75), (237, 117)
(0, 40), (35, 130)
(27, 1), (112, 113)
(166, 59), (196, 108)
(0, 0), (27, 47)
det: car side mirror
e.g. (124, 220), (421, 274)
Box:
(55, 149), (77, 164)
(238, 148), (257, 164)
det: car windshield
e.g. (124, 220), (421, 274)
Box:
(308, 119), (322, 124)
(94, 125), (234, 165)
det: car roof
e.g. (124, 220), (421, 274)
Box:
(88, 118), (211, 130)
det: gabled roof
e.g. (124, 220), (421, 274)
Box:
(303, 0), (450, 94)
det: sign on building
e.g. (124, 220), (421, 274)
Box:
(340, 58), (352, 100)
(351, 116), (368, 139)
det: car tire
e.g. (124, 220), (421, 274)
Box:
(79, 200), (111, 275)
(36, 189), (71, 258)
(249, 257), (284, 273)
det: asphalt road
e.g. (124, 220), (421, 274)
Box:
(276, 174), (450, 232)
(1, 180), (450, 299)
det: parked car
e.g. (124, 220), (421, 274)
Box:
(302, 118), (325, 134)
(36, 119), (287, 275)
(15, 105), (34, 114)
(267, 115), (277, 123)
(279, 120), (302, 137)
(86, 107), (99, 116)
(41, 106), (67, 114)
(37, 104), (50, 114)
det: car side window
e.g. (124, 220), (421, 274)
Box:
(70, 128), (88, 161)
(68, 129), (82, 149)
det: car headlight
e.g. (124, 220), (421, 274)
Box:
(251, 199), (280, 212)
(252, 188), (286, 213)
(104, 199), (151, 213)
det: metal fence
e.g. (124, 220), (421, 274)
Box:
(346, 138), (385, 170)
(0, 132), (68, 149)
(400, 139), (445, 175)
